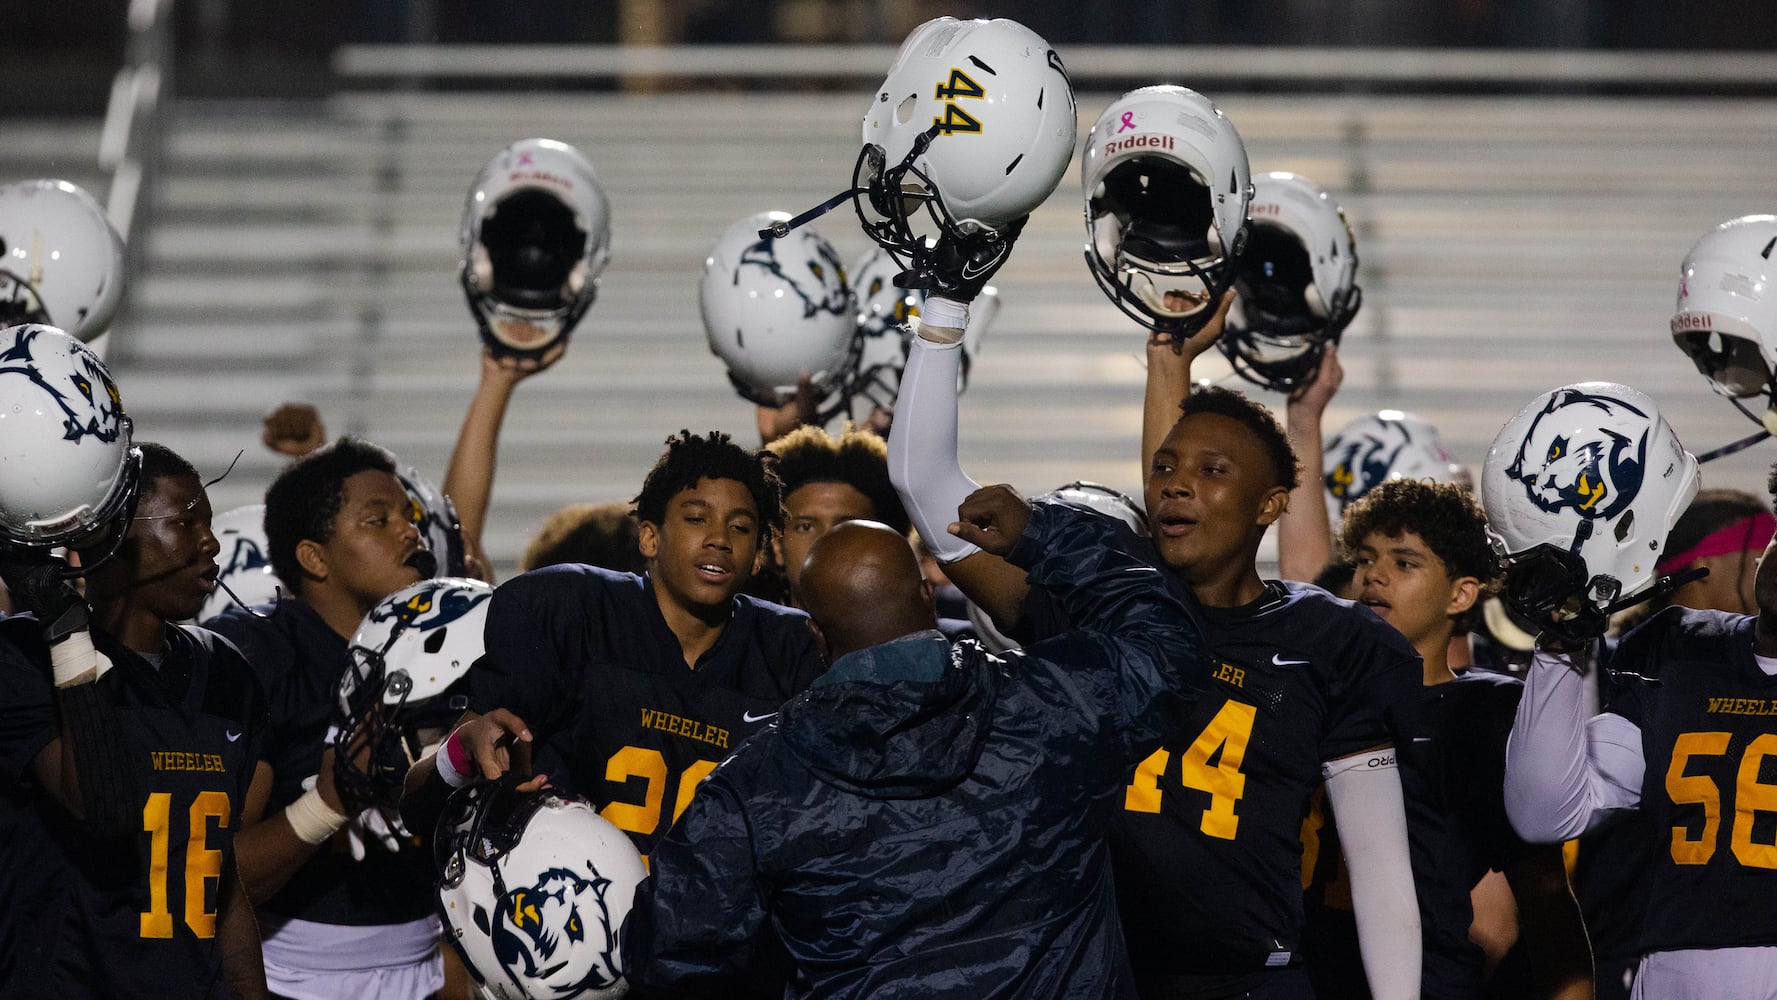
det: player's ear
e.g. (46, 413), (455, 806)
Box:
(637, 520), (660, 561)
(1448, 576), (1481, 619)
(1255, 485), (1290, 528)
(295, 538), (329, 584)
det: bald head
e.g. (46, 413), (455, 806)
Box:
(799, 520), (936, 658)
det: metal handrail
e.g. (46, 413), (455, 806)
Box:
(332, 43), (1777, 88)
(93, 0), (173, 361)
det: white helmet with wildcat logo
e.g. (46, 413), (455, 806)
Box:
(0, 179), (127, 342)
(1323, 410), (1468, 518)
(0, 324), (139, 558)
(1081, 85), (1252, 338)
(198, 504), (284, 622)
(1481, 382), (1699, 641)
(1670, 215), (1777, 428)
(460, 138), (611, 360)
(336, 577), (491, 807)
(846, 245), (999, 419)
(437, 781), (646, 1000)
(853, 17), (1075, 264)
(702, 212), (856, 410)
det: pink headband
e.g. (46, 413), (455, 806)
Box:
(1657, 511), (1777, 576)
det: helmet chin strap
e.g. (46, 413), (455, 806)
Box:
(1694, 395), (1774, 464)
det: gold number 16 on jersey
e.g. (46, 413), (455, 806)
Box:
(1125, 699), (1257, 840)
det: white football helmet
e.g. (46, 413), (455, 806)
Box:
(397, 465), (463, 578)
(198, 504), (284, 622)
(437, 781), (645, 1000)
(461, 138), (611, 360)
(1481, 383), (1700, 642)
(0, 180), (127, 342)
(1082, 86), (1253, 338)
(336, 577), (493, 808)
(1671, 215), (1777, 428)
(1036, 480), (1148, 537)
(0, 324), (138, 560)
(846, 245), (999, 419)
(1324, 410), (1468, 518)
(702, 212), (857, 410)
(1221, 172), (1361, 394)
(852, 17), (1075, 265)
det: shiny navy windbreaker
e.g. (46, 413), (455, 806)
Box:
(631, 502), (1212, 999)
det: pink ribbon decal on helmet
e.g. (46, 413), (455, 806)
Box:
(1117, 111), (1137, 133)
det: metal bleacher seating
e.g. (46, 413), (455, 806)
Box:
(12, 49), (1777, 576)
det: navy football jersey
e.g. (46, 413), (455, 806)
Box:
(1024, 575), (1419, 986)
(1606, 606), (1777, 954)
(208, 598), (435, 926)
(1303, 670), (1536, 999)
(0, 621), (265, 999)
(470, 565), (825, 860)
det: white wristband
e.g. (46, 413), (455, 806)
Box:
(284, 787), (349, 846)
(916, 296), (969, 344)
(49, 630), (101, 687)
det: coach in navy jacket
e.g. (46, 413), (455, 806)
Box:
(631, 489), (1212, 999)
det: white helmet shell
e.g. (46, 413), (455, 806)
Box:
(857, 17), (1075, 253)
(0, 179), (127, 342)
(1324, 410), (1467, 518)
(199, 504), (283, 622)
(336, 577), (493, 806)
(1036, 480), (1148, 537)
(1081, 86), (1253, 334)
(438, 785), (645, 1000)
(847, 246), (998, 417)
(397, 465), (463, 579)
(0, 324), (138, 552)
(460, 138), (611, 359)
(701, 212), (856, 407)
(1482, 382), (1699, 614)
(1222, 172), (1361, 393)
(1671, 214), (1777, 402)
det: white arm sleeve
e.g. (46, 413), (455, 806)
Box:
(887, 334), (981, 564)
(1503, 647), (1644, 842)
(1324, 749), (1421, 1000)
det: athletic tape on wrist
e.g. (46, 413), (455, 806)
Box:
(916, 296), (968, 344)
(49, 630), (101, 687)
(285, 787), (349, 846)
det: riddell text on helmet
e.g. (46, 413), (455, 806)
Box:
(1103, 134), (1175, 157)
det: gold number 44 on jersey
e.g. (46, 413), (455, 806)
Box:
(1125, 699), (1257, 840)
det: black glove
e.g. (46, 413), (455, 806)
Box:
(0, 555), (91, 644)
(894, 215), (1027, 303)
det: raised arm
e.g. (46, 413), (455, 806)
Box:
(2, 559), (138, 838)
(1276, 344), (1342, 582)
(886, 221), (1033, 631)
(1141, 292), (1234, 488)
(1504, 645), (1644, 841)
(443, 343), (567, 580)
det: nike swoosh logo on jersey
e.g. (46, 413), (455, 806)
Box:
(225, 729), (243, 742)
(1272, 654), (1309, 666)
(741, 710), (777, 724)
